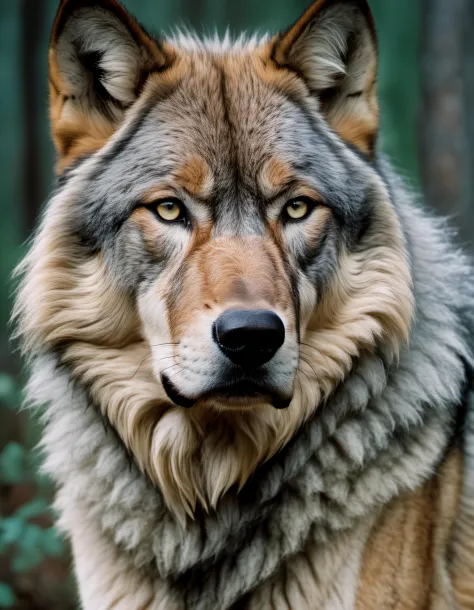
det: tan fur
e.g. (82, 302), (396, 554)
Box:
(259, 157), (296, 199)
(49, 59), (118, 172)
(354, 449), (464, 610)
(298, 206), (334, 254)
(449, 447), (474, 608)
(168, 236), (296, 337)
(246, 520), (376, 610)
(300, 193), (413, 404)
(14, 208), (140, 354)
(355, 477), (437, 608)
(324, 36), (379, 157)
(172, 156), (214, 199)
(14, 168), (412, 519)
(330, 100), (378, 157)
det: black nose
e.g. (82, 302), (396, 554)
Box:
(213, 309), (285, 368)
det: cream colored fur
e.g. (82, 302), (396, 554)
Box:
(14, 164), (412, 519)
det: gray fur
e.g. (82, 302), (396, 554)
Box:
(16, 1), (474, 605)
(28, 163), (474, 608)
(69, 80), (367, 290)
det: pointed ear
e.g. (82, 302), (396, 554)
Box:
(273, 0), (378, 156)
(49, 0), (170, 170)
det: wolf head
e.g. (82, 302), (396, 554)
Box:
(15, 0), (413, 517)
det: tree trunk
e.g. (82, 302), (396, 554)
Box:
(20, 0), (44, 235)
(419, 0), (474, 249)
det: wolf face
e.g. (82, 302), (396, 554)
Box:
(15, 0), (414, 516)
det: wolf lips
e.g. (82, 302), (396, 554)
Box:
(161, 375), (196, 409)
(161, 374), (291, 409)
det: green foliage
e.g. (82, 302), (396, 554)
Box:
(0, 443), (27, 484)
(0, 582), (15, 608)
(0, 375), (19, 411)
(0, 374), (67, 602)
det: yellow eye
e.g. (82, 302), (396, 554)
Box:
(285, 199), (310, 220)
(156, 200), (184, 222)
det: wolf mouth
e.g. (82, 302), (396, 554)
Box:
(161, 374), (292, 410)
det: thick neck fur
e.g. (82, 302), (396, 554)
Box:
(25, 162), (474, 608)
(15, 147), (415, 520)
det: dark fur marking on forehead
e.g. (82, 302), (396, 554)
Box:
(216, 60), (240, 187)
(207, 60), (268, 232)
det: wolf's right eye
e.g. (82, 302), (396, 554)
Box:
(283, 197), (316, 222)
(154, 200), (185, 222)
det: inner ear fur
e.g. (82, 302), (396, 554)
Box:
(49, 0), (170, 171)
(273, 0), (379, 156)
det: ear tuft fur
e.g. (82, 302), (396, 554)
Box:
(274, 0), (379, 156)
(49, 0), (169, 169)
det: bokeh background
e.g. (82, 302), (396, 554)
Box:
(0, 0), (473, 608)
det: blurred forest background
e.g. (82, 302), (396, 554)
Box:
(0, 0), (473, 608)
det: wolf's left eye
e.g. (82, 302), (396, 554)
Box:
(284, 198), (314, 221)
(155, 200), (185, 222)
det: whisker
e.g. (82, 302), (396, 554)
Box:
(132, 352), (180, 382)
(297, 366), (312, 386)
(300, 341), (318, 351)
(295, 374), (304, 402)
(299, 354), (319, 378)
(161, 363), (181, 375)
(131, 354), (153, 379)
(166, 367), (184, 384)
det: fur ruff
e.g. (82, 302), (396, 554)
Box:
(14, 129), (414, 519)
(24, 165), (474, 608)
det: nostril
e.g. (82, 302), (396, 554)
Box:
(213, 309), (285, 368)
(216, 328), (245, 351)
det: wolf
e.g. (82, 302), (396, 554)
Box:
(14, 0), (474, 607)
